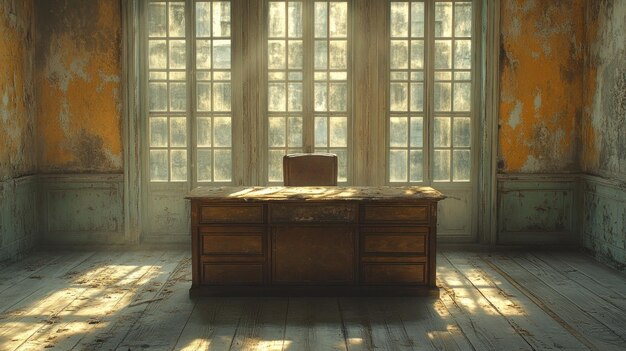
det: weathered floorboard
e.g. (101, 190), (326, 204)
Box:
(445, 251), (588, 350)
(0, 250), (624, 351)
(485, 253), (625, 351)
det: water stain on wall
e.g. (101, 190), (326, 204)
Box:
(35, 0), (123, 173)
(499, 0), (585, 173)
(0, 0), (36, 181)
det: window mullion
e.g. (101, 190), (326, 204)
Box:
(302, 0), (315, 152)
(424, 0), (435, 185)
(187, 0), (197, 187)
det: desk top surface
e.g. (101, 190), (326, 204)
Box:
(186, 186), (445, 202)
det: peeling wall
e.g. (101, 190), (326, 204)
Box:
(35, 0), (123, 173)
(499, 0), (585, 173)
(0, 0), (36, 181)
(582, 0), (626, 179)
(581, 0), (626, 268)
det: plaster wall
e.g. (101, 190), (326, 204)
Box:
(35, 0), (123, 173)
(499, 0), (585, 173)
(0, 0), (36, 181)
(0, 0), (37, 262)
(580, 0), (626, 267)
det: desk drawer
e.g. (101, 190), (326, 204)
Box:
(270, 203), (357, 223)
(363, 234), (427, 256)
(202, 263), (264, 285)
(362, 263), (426, 285)
(201, 227), (264, 256)
(200, 204), (264, 223)
(361, 205), (429, 223)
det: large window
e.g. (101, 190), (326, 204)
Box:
(389, 0), (473, 184)
(146, 0), (233, 184)
(142, 0), (475, 186)
(267, 0), (349, 183)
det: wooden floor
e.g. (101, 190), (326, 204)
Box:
(0, 250), (625, 351)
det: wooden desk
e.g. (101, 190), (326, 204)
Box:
(186, 186), (445, 296)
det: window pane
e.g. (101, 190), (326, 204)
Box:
(455, 2), (473, 37)
(391, 40), (409, 69)
(288, 2), (303, 37)
(213, 40), (231, 69)
(150, 150), (168, 181)
(196, 2), (211, 37)
(329, 2), (347, 37)
(314, 2), (327, 38)
(213, 117), (231, 147)
(197, 149), (212, 182)
(411, 2), (424, 37)
(434, 2), (452, 37)
(390, 2), (409, 38)
(170, 149), (187, 181)
(434, 117), (451, 147)
(197, 82), (211, 111)
(409, 150), (423, 182)
(269, 2), (286, 37)
(329, 83), (347, 112)
(168, 2), (185, 37)
(213, 149), (232, 181)
(410, 40), (424, 69)
(170, 117), (187, 147)
(314, 41), (328, 69)
(169, 82), (186, 111)
(197, 117), (212, 147)
(213, 82), (231, 112)
(268, 83), (286, 111)
(454, 40), (472, 69)
(149, 82), (167, 112)
(150, 117), (168, 147)
(410, 82), (423, 112)
(329, 117), (347, 148)
(410, 117), (423, 147)
(329, 41), (347, 69)
(268, 150), (284, 182)
(434, 40), (452, 69)
(213, 2), (231, 37)
(149, 40), (167, 69)
(390, 83), (408, 111)
(288, 117), (303, 147)
(269, 117), (286, 147)
(288, 83), (303, 111)
(269, 40), (287, 69)
(149, 3), (167, 37)
(315, 117), (328, 147)
(453, 150), (471, 181)
(196, 39), (212, 69)
(314, 83), (328, 112)
(433, 150), (450, 182)
(169, 40), (186, 69)
(434, 82), (451, 111)
(389, 150), (408, 182)
(390, 117), (408, 147)
(453, 117), (471, 147)
(454, 82), (471, 112)
(288, 40), (303, 69)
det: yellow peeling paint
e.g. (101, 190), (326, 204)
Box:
(36, 0), (123, 173)
(0, 0), (36, 181)
(499, 0), (585, 173)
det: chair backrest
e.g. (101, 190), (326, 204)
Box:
(283, 153), (338, 186)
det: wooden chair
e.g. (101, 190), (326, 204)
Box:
(283, 153), (338, 186)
